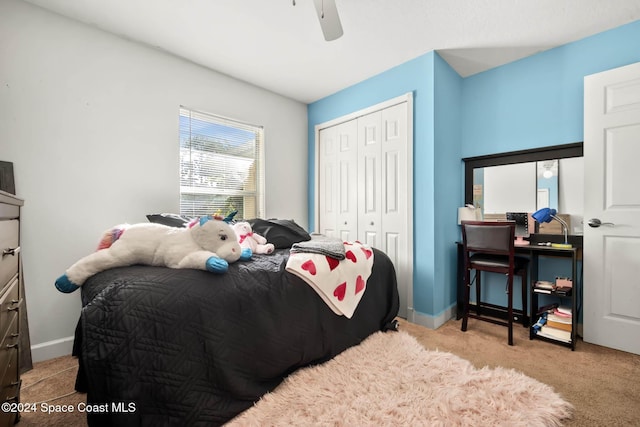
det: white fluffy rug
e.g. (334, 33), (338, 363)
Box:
(227, 331), (573, 426)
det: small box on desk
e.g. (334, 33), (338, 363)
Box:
(555, 277), (573, 288)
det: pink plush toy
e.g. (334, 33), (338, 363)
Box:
(233, 221), (275, 255)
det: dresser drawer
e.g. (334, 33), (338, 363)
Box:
(0, 351), (18, 393)
(0, 381), (19, 425)
(0, 314), (17, 389)
(0, 278), (19, 345)
(0, 203), (19, 220)
(0, 220), (20, 290)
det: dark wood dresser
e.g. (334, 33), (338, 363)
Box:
(0, 191), (24, 426)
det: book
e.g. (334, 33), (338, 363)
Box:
(537, 325), (571, 343)
(555, 306), (572, 316)
(536, 302), (559, 316)
(535, 280), (555, 290)
(547, 313), (571, 324)
(546, 314), (572, 332)
(555, 286), (572, 296)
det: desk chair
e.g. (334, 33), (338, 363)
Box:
(460, 221), (529, 345)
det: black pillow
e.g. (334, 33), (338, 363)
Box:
(146, 213), (193, 228)
(247, 218), (311, 249)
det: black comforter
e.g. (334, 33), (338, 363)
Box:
(74, 248), (399, 426)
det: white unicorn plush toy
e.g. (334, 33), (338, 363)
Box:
(55, 212), (251, 293)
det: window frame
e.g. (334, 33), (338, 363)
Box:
(179, 106), (265, 219)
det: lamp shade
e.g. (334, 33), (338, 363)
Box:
(458, 206), (478, 224)
(532, 207), (571, 247)
(532, 207), (557, 223)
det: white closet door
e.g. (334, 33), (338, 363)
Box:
(381, 103), (409, 318)
(380, 103), (407, 261)
(319, 120), (358, 241)
(357, 103), (409, 318)
(318, 124), (338, 237)
(316, 94), (413, 320)
(357, 111), (382, 248)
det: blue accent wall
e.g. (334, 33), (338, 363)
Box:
(307, 53), (440, 317)
(461, 19), (640, 158)
(433, 55), (463, 316)
(308, 19), (640, 324)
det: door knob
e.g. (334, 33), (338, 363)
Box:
(588, 218), (615, 228)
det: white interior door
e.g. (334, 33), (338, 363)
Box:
(583, 61), (640, 355)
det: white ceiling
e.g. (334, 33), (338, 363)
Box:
(23, 0), (640, 104)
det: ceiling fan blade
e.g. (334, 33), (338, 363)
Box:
(312, 0), (343, 41)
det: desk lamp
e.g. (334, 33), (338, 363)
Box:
(532, 207), (572, 248)
(457, 204), (480, 224)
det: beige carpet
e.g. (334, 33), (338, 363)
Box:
(18, 318), (640, 426)
(228, 331), (573, 426)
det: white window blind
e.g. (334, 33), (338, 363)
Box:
(179, 107), (264, 219)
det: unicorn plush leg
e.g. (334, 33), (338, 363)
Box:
(55, 274), (81, 293)
(55, 246), (137, 293)
(175, 251), (231, 273)
(240, 248), (253, 261)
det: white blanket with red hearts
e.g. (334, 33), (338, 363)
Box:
(285, 241), (374, 318)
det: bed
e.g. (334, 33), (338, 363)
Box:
(72, 245), (399, 426)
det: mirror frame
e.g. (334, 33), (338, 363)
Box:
(463, 142), (583, 206)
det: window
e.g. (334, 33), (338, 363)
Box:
(179, 107), (264, 219)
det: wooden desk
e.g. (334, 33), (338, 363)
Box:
(456, 235), (583, 349)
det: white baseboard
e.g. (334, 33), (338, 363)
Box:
(30, 336), (74, 363)
(410, 304), (456, 330)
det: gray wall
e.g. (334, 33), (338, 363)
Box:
(0, 0), (308, 361)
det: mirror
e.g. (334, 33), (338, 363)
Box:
(464, 143), (584, 235)
(477, 159), (560, 213)
(537, 159), (558, 210)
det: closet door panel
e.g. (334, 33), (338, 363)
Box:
(381, 103), (410, 318)
(336, 120), (358, 241)
(384, 151), (399, 214)
(384, 232), (400, 268)
(319, 125), (337, 237)
(357, 111), (382, 247)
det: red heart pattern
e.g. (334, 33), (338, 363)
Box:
(301, 260), (317, 275)
(333, 282), (347, 301)
(287, 241), (374, 318)
(326, 256), (340, 271)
